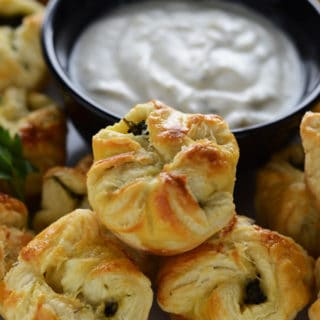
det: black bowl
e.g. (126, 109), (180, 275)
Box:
(42, 0), (320, 168)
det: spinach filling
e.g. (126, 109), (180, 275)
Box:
(104, 301), (118, 318)
(243, 277), (267, 305)
(123, 119), (148, 136)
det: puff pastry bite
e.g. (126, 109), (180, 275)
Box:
(0, 0), (43, 16)
(35, 177), (157, 279)
(32, 154), (157, 278)
(0, 87), (67, 198)
(157, 215), (314, 320)
(87, 100), (239, 255)
(255, 111), (320, 256)
(0, 193), (33, 280)
(33, 154), (92, 231)
(0, 209), (153, 320)
(0, 11), (47, 91)
(0, 192), (27, 228)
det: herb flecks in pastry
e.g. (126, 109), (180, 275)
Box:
(87, 100), (239, 255)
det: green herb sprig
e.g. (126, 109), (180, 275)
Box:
(0, 127), (36, 200)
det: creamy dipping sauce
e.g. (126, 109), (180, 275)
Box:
(69, 0), (305, 129)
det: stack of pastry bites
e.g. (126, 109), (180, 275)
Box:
(0, 0), (67, 317)
(0, 0), (67, 201)
(255, 109), (320, 320)
(0, 99), (315, 320)
(0, 1), (317, 320)
(86, 100), (314, 320)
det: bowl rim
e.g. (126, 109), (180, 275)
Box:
(41, 0), (320, 135)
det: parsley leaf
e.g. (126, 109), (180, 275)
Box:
(0, 127), (37, 200)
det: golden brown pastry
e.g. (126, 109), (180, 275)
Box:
(157, 215), (314, 320)
(0, 192), (27, 228)
(300, 111), (320, 212)
(87, 100), (239, 256)
(33, 154), (159, 279)
(255, 111), (320, 257)
(102, 229), (159, 281)
(0, 0), (43, 16)
(0, 209), (153, 320)
(0, 225), (33, 280)
(33, 155), (92, 232)
(0, 193), (33, 279)
(309, 257), (320, 320)
(0, 87), (67, 198)
(0, 11), (47, 91)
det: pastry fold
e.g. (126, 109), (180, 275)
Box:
(0, 11), (47, 91)
(157, 216), (314, 320)
(0, 87), (66, 198)
(33, 155), (92, 231)
(87, 100), (239, 255)
(255, 111), (320, 256)
(0, 192), (28, 228)
(0, 193), (33, 280)
(0, 209), (153, 320)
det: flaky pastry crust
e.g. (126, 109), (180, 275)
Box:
(87, 100), (239, 255)
(157, 216), (314, 320)
(0, 209), (153, 320)
(0, 225), (33, 280)
(0, 87), (67, 198)
(32, 157), (158, 279)
(0, 192), (28, 228)
(33, 155), (92, 232)
(255, 111), (320, 257)
(0, 12), (47, 91)
(0, 193), (33, 280)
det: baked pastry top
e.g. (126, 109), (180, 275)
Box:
(0, 192), (28, 228)
(0, 87), (67, 198)
(33, 154), (92, 231)
(87, 100), (239, 255)
(0, 209), (153, 320)
(255, 111), (320, 257)
(157, 215), (314, 320)
(0, 11), (47, 91)
(0, 193), (33, 280)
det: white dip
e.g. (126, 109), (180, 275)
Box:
(69, 0), (305, 129)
